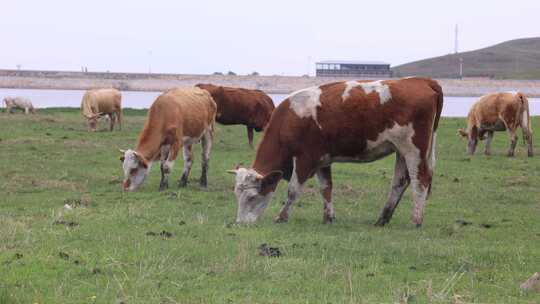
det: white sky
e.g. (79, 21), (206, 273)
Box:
(1, 0), (539, 75)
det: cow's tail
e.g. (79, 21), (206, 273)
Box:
(519, 92), (532, 139)
(81, 92), (94, 119)
(425, 79), (443, 197)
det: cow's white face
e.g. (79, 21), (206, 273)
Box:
(121, 149), (150, 191)
(230, 168), (282, 223)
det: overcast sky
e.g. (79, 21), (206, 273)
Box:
(1, 0), (539, 76)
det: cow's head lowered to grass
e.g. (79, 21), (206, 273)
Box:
(228, 168), (282, 223)
(120, 149), (150, 191)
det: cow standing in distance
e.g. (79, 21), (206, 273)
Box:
(3, 97), (35, 114)
(458, 92), (533, 157)
(229, 77), (443, 227)
(120, 87), (216, 192)
(196, 84), (275, 147)
(81, 88), (123, 131)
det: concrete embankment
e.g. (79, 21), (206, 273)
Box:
(1, 69), (540, 97)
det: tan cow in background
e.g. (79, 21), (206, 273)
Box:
(458, 92), (533, 157)
(120, 87), (216, 192)
(4, 97), (35, 114)
(81, 88), (122, 131)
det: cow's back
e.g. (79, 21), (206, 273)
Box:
(266, 78), (440, 156)
(152, 87), (216, 137)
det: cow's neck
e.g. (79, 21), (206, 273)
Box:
(135, 126), (163, 162)
(251, 129), (289, 177)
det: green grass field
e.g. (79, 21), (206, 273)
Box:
(1, 109), (539, 303)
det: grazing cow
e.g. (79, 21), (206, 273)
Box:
(120, 87), (216, 192)
(196, 84), (275, 147)
(229, 77), (443, 227)
(458, 92), (533, 157)
(81, 88), (122, 131)
(3, 97), (35, 114)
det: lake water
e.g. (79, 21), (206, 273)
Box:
(1, 88), (539, 118)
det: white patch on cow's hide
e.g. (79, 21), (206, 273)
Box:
(341, 80), (392, 104)
(288, 86), (323, 129)
(360, 81), (392, 104)
(342, 80), (361, 101)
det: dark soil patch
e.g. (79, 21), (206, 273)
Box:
(53, 220), (79, 227)
(146, 230), (174, 238)
(258, 244), (281, 257)
(456, 219), (473, 226)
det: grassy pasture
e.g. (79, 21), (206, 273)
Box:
(0, 109), (539, 303)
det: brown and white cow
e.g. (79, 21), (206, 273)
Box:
(196, 84), (275, 147)
(4, 97), (35, 114)
(120, 87), (216, 192)
(81, 88), (123, 131)
(458, 92), (533, 157)
(228, 77), (443, 227)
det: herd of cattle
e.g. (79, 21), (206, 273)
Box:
(2, 77), (534, 226)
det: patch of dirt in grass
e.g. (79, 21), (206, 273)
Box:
(505, 176), (530, 187)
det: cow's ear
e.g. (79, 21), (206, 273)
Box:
(119, 156), (125, 162)
(133, 152), (149, 168)
(259, 171), (282, 195)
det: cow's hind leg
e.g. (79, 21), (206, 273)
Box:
(484, 131), (494, 156)
(507, 128), (518, 157)
(405, 152), (432, 227)
(375, 153), (410, 226)
(520, 126), (533, 157)
(274, 157), (307, 223)
(199, 131), (212, 188)
(178, 144), (193, 187)
(316, 166), (335, 224)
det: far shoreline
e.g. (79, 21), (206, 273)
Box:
(1, 69), (540, 97)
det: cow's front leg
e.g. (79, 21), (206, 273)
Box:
(178, 145), (193, 187)
(316, 166), (335, 223)
(159, 144), (173, 191)
(375, 153), (410, 226)
(484, 131), (494, 155)
(274, 157), (306, 223)
(199, 131), (212, 188)
(467, 127), (479, 155)
(507, 129), (518, 157)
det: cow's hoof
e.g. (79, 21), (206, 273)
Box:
(178, 178), (188, 188)
(415, 223), (422, 228)
(484, 151), (491, 156)
(274, 216), (288, 223)
(159, 183), (168, 192)
(528, 152), (534, 157)
(323, 215), (335, 224)
(374, 218), (388, 227)
(199, 179), (208, 188)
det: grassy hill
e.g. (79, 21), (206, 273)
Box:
(393, 37), (540, 79)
